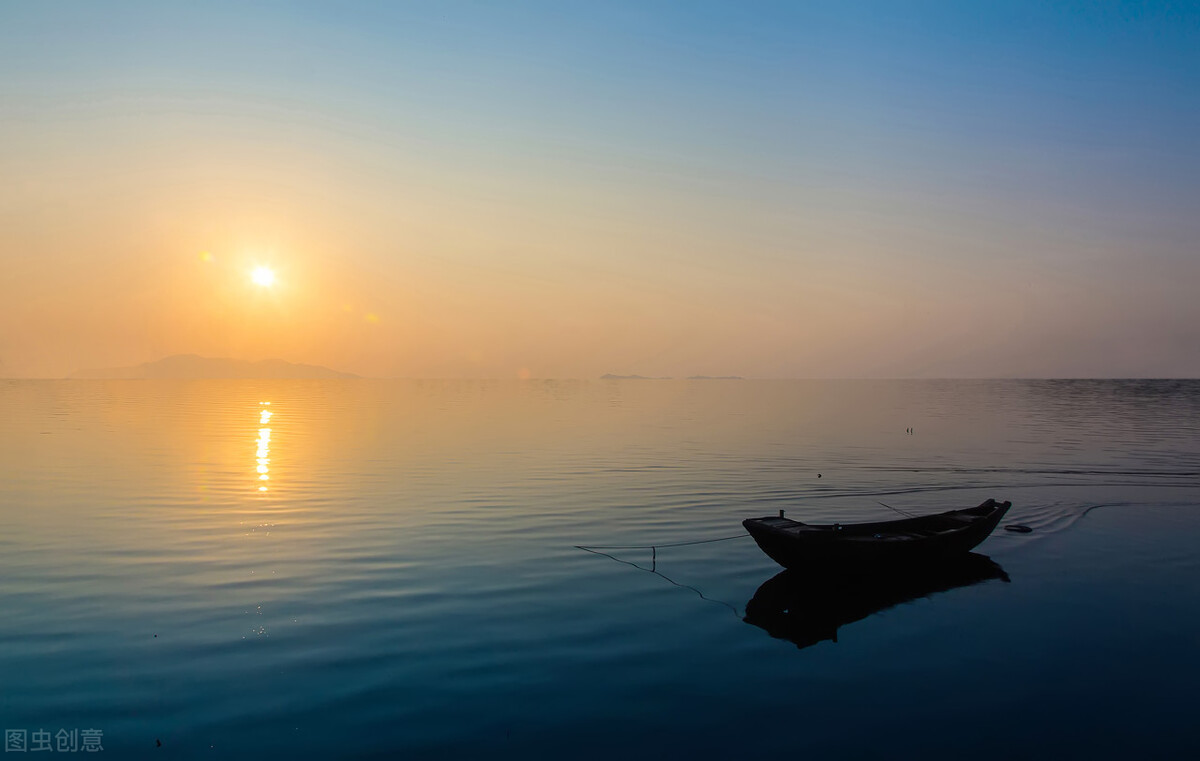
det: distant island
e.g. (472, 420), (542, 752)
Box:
(600, 373), (742, 380)
(69, 354), (357, 379)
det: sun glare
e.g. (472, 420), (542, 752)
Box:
(252, 266), (276, 287)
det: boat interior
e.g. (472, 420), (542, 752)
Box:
(755, 504), (996, 540)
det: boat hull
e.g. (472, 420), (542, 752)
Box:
(743, 499), (1011, 569)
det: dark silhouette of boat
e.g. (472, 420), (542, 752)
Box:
(744, 552), (1009, 649)
(743, 499), (1010, 568)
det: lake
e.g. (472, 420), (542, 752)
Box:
(2, 379), (1198, 758)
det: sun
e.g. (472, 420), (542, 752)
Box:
(251, 266), (276, 287)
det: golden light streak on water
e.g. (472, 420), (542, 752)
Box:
(256, 402), (272, 492)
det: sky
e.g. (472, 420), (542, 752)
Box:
(2, 0), (1199, 378)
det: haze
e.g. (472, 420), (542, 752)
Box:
(2, 2), (1198, 379)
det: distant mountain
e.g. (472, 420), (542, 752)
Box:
(599, 373), (742, 380)
(69, 354), (357, 379)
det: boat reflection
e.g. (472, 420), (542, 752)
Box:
(744, 553), (1009, 650)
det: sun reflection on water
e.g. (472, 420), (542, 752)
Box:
(256, 402), (272, 492)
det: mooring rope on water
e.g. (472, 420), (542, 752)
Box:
(574, 532), (752, 572)
(573, 536), (748, 619)
(573, 533), (750, 552)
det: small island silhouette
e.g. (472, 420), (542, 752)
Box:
(70, 354), (357, 379)
(600, 374), (743, 380)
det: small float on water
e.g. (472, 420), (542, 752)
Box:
(743, 498), (1011, 568)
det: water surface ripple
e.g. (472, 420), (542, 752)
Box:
(1, 379), (1198, 758)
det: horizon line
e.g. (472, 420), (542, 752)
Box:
(5, 375), (1200, 382)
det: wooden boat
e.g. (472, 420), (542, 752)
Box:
(744, 552), (1009, 649)
(743, 498), (1011, 568)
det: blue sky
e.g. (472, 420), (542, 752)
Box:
(2, 1), (1198, 377)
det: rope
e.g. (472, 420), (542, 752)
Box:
(875, 500), (917, 518)
(574, 533), (749, 551)
(574, 544), (745, 619)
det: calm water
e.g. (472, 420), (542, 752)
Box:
(2, 379), (1199, 758)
